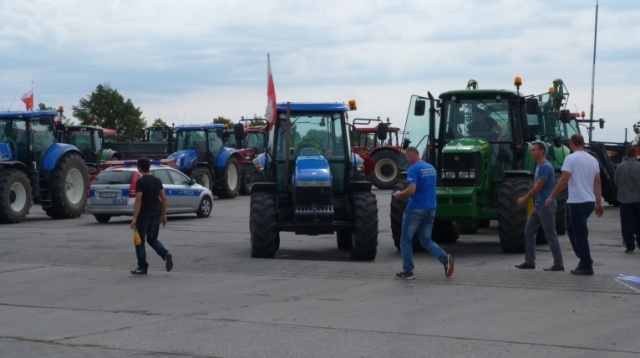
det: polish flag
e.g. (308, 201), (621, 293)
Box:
(21, 89), (34, 111)
(265, 54), (277, 128)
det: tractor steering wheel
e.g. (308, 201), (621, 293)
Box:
(295, 138), (322, 156)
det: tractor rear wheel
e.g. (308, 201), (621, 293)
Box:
(239, 164), (257, 195)
(250, 192), (278, 258)
(369, 149), (401, 189)
(350, 191), (378, 260)
(0, 170), (33, 223)
(216, 158), (240, 199)
(191, 167), (213, 191)
(46, 153), (88, 219)
(498, 178), (532, 253)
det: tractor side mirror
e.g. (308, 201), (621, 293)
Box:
(402, 138), (411, 150)
(525, 98), (539, 115)
(377, 122), (388, 141)
(414, 100), (426, 116)
(599, 118), (605, 129)
(559, 109), (571, 123)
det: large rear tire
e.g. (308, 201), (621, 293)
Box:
(191, 167), (213, 191)
(498, 178), (532, 253)
(369, 149), (401, 189)
(239, 164), (257, 195)
(350, 191), (378, 260)
(0, 170), (33, 223)
(390, 195), (423, 252)
(216, 158), (240, 199)
(46, 153), (89, 219)
(250, 192), (278, 258)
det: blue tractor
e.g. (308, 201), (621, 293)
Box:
(0, 110), (89, 223)
(250, 101), (378, 260)
(168, 123), (241, 198)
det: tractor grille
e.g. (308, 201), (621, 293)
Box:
(294, 187), (334, 221)
(441, 152), (482, 187)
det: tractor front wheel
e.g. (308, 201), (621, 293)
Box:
(250, 192), (278, 258)
(239, 164), (257, 195)
(0, 170), (33, 223)
(350, 191), (378, 260)
(498, 178), (532, 253)
(390, 194), (423, 252)
(191, 167), (213, 191)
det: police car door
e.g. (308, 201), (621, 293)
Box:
(167, 169), (200, 211)
(152, 168), (181, 213)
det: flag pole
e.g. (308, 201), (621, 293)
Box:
(588, 0), (599, 142)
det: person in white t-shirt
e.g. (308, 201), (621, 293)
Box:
(546, 134), (603, 276)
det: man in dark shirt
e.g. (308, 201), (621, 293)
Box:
(130, 157), (173, 275)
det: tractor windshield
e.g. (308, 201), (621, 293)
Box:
(147, 128), (169, 143)
(176, 129), (223, 162)
(442, 99), (512, 143)
(276, 113), (346, 160)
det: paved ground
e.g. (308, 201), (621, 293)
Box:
(1, 189), (639, 357)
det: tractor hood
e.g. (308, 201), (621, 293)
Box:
(0, 142), (14, 160)
(442, 138), (490, 154)
(168, 149), (197, 171)
(293, 155), (332, 187)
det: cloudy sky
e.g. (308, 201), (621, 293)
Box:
(1, 0), (638, 142)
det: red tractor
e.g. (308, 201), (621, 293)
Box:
(351, 117), (403, 189)
(223, 118), (269, 195)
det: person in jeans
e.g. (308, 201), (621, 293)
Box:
(546, 134), (603, 275)
(515, 142), (564, 271)
(393, 146), (454, 280)
(614, 146), (640, 253)
(130, 157), (173, 275)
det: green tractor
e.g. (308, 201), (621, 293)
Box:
(391, 78), (572, 253)
(249, 101), (377, 260)
(55, 122), (123, 176)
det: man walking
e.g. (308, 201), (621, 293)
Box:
(130, 157), (173, 275)
(614, 146), (640, 253)
(546, 134), (603, 275)
(515, 142), (564, 271)
(393, 146), (454, 280)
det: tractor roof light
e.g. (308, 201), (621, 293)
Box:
(58, 105), (64, 113)
(581, 111), (586, 118)
(514, 77), (522, 86)
(386, 117), (391, 124)
(548, 87), (554, 93)
(92, 119), (98, 125)
(348, 99), (357, 110)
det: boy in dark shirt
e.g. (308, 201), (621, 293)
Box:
(130, 157), (173, 275)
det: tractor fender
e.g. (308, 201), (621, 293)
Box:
(502, 170), (534, 179)
(252, 182), (277, 194)
(215, 147), (238, 168)
(368, 145), (401, 158)
(168, 149), (197, 172)
(41, 144), (83, 171)
(0, 161), (29, 174)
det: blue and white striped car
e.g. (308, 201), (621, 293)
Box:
(87, 164), (213, 223)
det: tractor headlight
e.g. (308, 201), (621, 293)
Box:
(458, 171), (469, 179)
(443, 171), (456, 179)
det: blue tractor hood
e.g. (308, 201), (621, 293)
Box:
(293, 155), (332, 187)
(168, 149), (197, 172)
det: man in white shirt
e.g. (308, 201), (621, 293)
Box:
(546, 134), (603, 275)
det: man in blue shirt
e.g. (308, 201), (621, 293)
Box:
(515, 142), (564, 271)
(392, 147), (454, 280)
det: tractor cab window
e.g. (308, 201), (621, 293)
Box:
(245, 132), (264, 153)
(281, 113), (345, 160)
(443, 99), (511, 142)
(68, 130), (93, 161)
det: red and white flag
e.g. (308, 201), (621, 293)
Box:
(21, 89), (34, 111)
(265, 54), (277, 128)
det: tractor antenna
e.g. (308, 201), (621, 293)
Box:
(7, 91), (18, 112)
(588, 0), (599, 142)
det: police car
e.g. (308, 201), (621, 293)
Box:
(86, 162), (213, 223)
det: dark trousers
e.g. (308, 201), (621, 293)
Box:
(135, 212), (168, 270)
(620, 202), (640, 251)
(567, 202), (595, 270)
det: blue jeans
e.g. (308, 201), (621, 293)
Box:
(620, 202), (640, 251)
(567, 202), (594, 270)
(135, 212), (169, 270)
(400, 208), (446, 273)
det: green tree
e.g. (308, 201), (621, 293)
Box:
(38, 103), (74, 125)
(72, 83), (146, 141)
(212, 116), (233, 128)
(152, 118), (168, 127)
